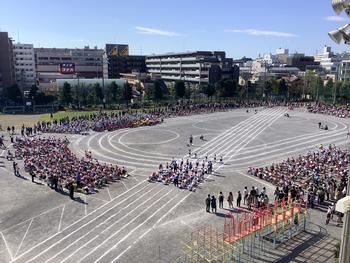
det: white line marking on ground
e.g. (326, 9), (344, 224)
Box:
(121, 181), (129, 191)
(236, 171), (274, 189)
(13, 180), (148, 261)
(106, 188), (112, 201)
(1, 204), (64, 233)
(44, 185), (159, 263)
(58, 206), (65, 233)
(14, 218), (33, 258)
(84, 196), (87, 216)
(110, 245), (132, 263)
(98, 191), (181, 263)
(1, 231), (13, 260)
(76, 187), (171, 263)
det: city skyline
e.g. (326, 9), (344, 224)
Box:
(1, 0), (350, 58)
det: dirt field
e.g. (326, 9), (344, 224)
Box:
(0, 114), (41, 129)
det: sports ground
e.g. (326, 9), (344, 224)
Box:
(0, 107), (346, 263)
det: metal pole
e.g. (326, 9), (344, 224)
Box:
(339, 149), (350, 263)
(333, 81), (337, 105)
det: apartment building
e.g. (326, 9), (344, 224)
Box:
(146, 51), (236, 86)
(13, 43), (36, 89)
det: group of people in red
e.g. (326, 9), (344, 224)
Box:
(13, 137), (127, 199)
(248, 144), (348, 225)
(308, 103), (350, 118)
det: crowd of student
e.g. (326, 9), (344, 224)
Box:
(148, 156), (213, 191)
(12, 137), (127, 197)
(307, 103), (350, 118)
(35, 101), (304, 135)
(205, 186), (269, 213)
(248, 145), (349, 219)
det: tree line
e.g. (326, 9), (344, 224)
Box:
(2, 71), (350, 108)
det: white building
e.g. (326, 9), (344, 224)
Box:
(338, 60), (350, 81)
(314, 46), (345, 76)
(13, 43), (36, 89)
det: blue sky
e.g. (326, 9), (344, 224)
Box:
(1, 0), (350, 58)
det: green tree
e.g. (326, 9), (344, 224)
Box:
(146, 84), (155, 100)
(340, 81), (350, 102)
(123, 83), (133, 104)
(246, 81), (256, 99)
(174, 80), (186, 98)
(279, 79), (288, 98)
(59, 82), (73, 104)
(29, 84), (39, 99)
(153, 80), (163, 100)
(201, 84), (216, 98)
(217, 78), (238, 97)
(304, 71), (319, 100)
(35, 92), (56, 104)
(93, 83), (103, 104)
(108, 81), (119, 103)
(263, 80), (273, 99)
(324, 79), (334, 102)
(4, 84), (22, 103)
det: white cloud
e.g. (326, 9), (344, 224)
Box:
(70, 39), (85, 42)
(323, 16), (347, 22)
(225, 29), (298, 38)
(135, 26), (181, 37)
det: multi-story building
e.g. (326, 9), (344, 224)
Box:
(146, 51), (236, 86)
(338, 60), (350, 81)
(13, 43), (36, 89)
(0, 32), (16, 94)
(35, 46), (104, 93)
(287, 53), (319, 71)
(314, 46), (347, 77)
(103, 44), (146, 79)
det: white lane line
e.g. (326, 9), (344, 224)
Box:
(96, 191), (181, 263)
(14, 219), (33, 258)
(236, 171), (274, 189)
(111, 192), (192, 262)
(0, 231), (13, 260)
(121, 129), (180, 145)
(227, 135), (348, 168)
(214, 109), (284, 159)
(84, 196), (87, 216)
(44, 185), (159, 263)
(130, 174), (139, 182)
(121, 181), (129, 191)
(107, 188), (112, 201)
(57, 205), (65, 233)
(13, 180), (148, 261)
(59, 235), (99, 263)
(230, 129), (346, 163)
(198, 108), (281, 160)
(110, 245), (132, 263)
(196, 108), (275, 156)
(76, 187), (173, 263)
(1, 204), (64, 233)
(239, 120), (344, 154)
(223, 109), (286, 162)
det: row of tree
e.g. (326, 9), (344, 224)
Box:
(4, 71), (350, 107)
(59, 81), (133, 106)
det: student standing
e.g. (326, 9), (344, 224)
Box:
(205, 194), (211, 212)
(237, 191), (242, 207)
(219, 192), (224, 209)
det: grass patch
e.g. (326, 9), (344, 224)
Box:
(40, 110), (119, 121)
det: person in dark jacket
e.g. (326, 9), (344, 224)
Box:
(205, 194), (211, 212)
(211, 195), (217, 213)
(68, 182), (74, 200)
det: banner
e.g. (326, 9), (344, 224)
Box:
(60, 63), (75, 74)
